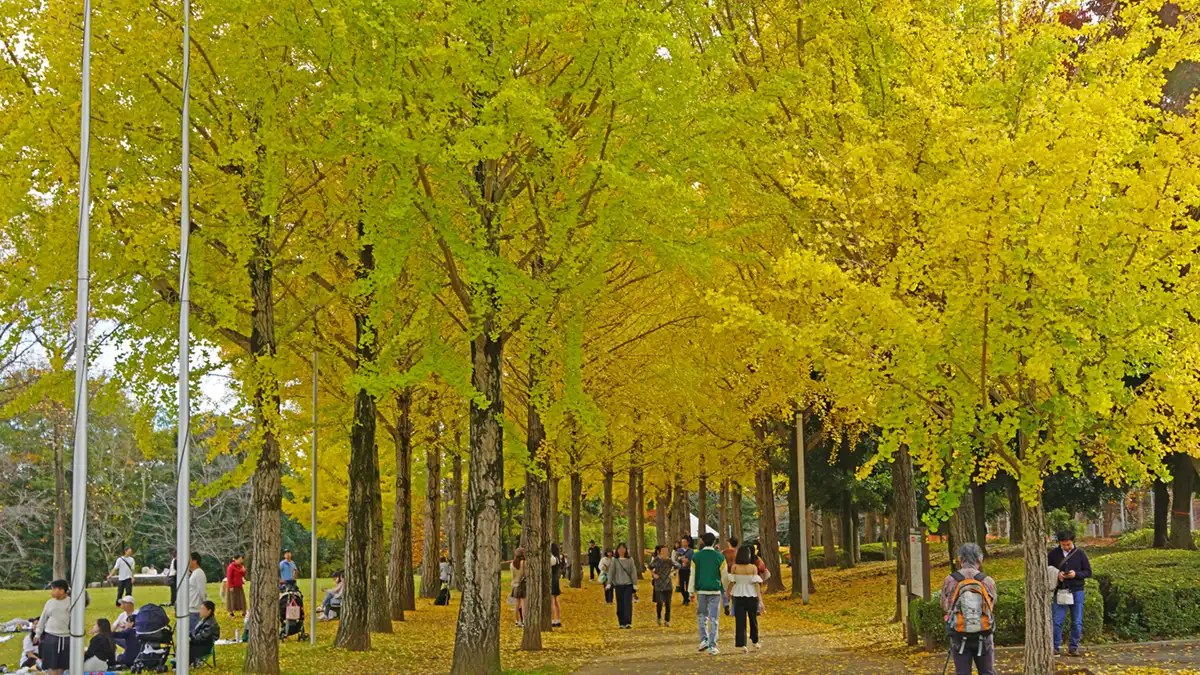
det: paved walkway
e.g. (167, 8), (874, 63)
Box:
(573, 628), (912, 674)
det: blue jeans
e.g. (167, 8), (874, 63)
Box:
(1053, 590), (1085, 650)
(696, 593), (720, 647)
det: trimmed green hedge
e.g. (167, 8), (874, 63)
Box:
(1115, 528), (1200, 550)
(1094, 549), (1200, 641)
(911, 578), (1102, 647)
(782, 543), (887, 569)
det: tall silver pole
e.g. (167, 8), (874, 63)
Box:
(795, 408), (809, 605)
(68, 2), (93, 672)
(175, 0), (192, 671)
(309, 343), (318, 646)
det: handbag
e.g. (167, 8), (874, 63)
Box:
(1056, 589), (1074, 605)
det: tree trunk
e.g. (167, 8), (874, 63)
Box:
(450, 447), (464, 591)
(626, 443), (641, 574)
(387, 390), (413, 620)
(369, 443), (391, 633)
(754, 466), (785, 592)
(891, 444), (917, 626)
(655, 488), (667, 547)
(839, 491), (855, 569)
(664, 483), (676, 544)
(731, 482), (744, 543)
(244, 227), (283, 673)
(697, 461), (708, 539)
(673, 472), (688, 543)
(550, 477), (560, 548)
(718, 480), (729, 543)
(450, 330), (504, 675)
(972, 482), (988, 555)
(787, 428), (815, 596)
(1169, 454), (1197, 550)
(948, 492), (977, 564)
(822, 512), (836, 567)
(520, 371), (547, 651)
(602, 464), (614, 551)
(1021, 496), (1055, 675)
(1154, 479), (1170, 548)
(335, 225), (378, 652)
(569, 471), (583, 588)
(864, 512), (877, 545)
(540, 464), (552, 630)
(636, 469), (647, 571)
(420, 441), (443, 598)
(1007, 480), (1024, 545)
(52, 416), (67, 582)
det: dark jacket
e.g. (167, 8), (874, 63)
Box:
(113, 627), (140, 666)
(588, 545), (602, 566)
(1048, 546), (1091, 592)
(85, 633), (116, 666)
(190, 614), (221, 644)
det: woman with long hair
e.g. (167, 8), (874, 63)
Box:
(511, 548), (527, 627)
(609, 543), (638, 628)
(83, 617), (117, 672)
(599, 548), (615, 604)
(550, 543), (563, 627)
(726, 544), (763, 652)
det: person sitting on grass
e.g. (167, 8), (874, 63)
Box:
(190, 600), (221, 666)
(82, 618), (117, 672)
(20, 617), (40, 670)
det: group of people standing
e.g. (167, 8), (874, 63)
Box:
(588, 532), (767, 654)
(509, 544), (565, 628)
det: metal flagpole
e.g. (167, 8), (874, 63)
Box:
(310, 338), (318, 646)
(68, 2), (94, 672)
(175, 0), (193, 671)
(795, 408), (809, 605)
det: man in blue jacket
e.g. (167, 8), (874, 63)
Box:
(1048, 530), (1091, 657)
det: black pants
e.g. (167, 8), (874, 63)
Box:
(733, 596), (759, 647)
(168, 575), (177, 605)
(654, 589), (672, 623)
(605, 584), (614, 604)
(590, 562), (599, 579)
(116, 578), (133, 606)
(678, 567), (691, 604)
(614, 584), (634, 626)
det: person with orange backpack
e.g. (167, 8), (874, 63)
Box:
(939, 543), (997, 675)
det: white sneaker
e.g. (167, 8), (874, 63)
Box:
(709, 646), (720, 655)
(698, 641), (708, 652)
(742, 646), (748, 654)
(754, 641), (761, 650)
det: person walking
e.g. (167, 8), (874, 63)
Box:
(727, 544), (763, 652)
(165, 551), (177, 607)
(688, 532), (730, 655)
(110, 545), (136, 607)
(939, 543), (997, 675)
(587, 540), (602, 581)
(35, 579), (71, 675)
(511, 548), (527, 627)
(279, 550), (299, 588)
(550, 543), (564, 627)
(648, 544), (678, 626)
(188, 552), (208, 628)
(1049, 530), (1092, 657)
(673, 536), (694, 606)
(599, 548), (615, 604)
(721, 535), (738, 615)
(225, 553), (247, 618)
(609, 543), (638, 628)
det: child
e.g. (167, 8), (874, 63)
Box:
(599, 548), (614, 604)
(20, 617), (40, 670)
(36, 579), (71, 675)
(648, 544), (679, 626)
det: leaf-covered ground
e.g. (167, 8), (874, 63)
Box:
(2, 557), (1198, 674)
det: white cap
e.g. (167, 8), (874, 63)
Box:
(120, 595), (135, 605)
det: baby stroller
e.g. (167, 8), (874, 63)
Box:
(130, 603), (173, 673)
(279, 585), (308, 641)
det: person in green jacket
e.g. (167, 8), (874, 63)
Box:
(688, 532), (730, 655)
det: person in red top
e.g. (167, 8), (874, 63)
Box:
(225, 554), (247, 618)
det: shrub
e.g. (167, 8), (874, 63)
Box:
(911, 578), (1101, 647)
(1115, 528), (1200, 550)
(783, 543), (888, 569)
(1093, 549), (1200, 641)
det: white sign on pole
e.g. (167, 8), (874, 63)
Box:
(908, 532), (926, 598)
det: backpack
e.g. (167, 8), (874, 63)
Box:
(944, 572), (994, 639)
(435, 585), (450, 606)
